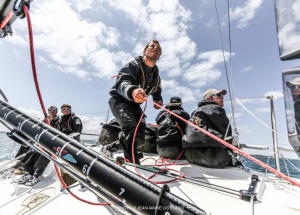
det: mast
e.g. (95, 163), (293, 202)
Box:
(267, 95), (280, 171)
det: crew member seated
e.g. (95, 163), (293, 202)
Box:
(182, 89), (236, 168)
(156, 96), (190, 159)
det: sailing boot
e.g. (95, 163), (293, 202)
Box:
(100, 141), (121, 157)
(16, 173), (33, 184)
(25, 169), (43, 186)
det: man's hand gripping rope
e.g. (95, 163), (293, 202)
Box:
(132, 88), (147, 103)
(132, 88), (162, 109)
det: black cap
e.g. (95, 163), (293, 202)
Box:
(169, 96), (182, 106)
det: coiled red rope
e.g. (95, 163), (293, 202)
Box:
(131, 100), (185, 184)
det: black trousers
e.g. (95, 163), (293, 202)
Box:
(16, 145), (32, 160)
(184, 147), (232, 168)
(109, 97), (145, 164)
(22, 151), (50, 176)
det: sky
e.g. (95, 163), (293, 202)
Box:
(1, 0), (300, 158)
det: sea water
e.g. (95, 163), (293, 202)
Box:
(1, 133), (300, 179)
(243, 156), (300, 179)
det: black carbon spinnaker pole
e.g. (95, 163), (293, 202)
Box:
(0, 99), (206, 215)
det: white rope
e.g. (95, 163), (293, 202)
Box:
(280, 153), (300, 173)
(235, 98), (289, 141)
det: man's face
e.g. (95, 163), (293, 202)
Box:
(210, 93), (224, 107)
(61, 107), (71, 115)
(144, 42), (161, 61)
(290, 86), (300, 102)
(48, 108), (57, 116)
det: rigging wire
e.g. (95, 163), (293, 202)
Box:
(226, 0), (239, 146)
(235, 98), (289, 141)
(213, 0), (239, 143)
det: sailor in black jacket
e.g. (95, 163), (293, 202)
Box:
(182, 89), (233, 168)
(108, 40), (163, 164)
(156, 96), (190, 159)
(58, 104), (83, 141)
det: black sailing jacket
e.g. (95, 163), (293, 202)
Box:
(58, 113), (83, 136)
(156, 105), (190, 148)
(182, 99), (232, 148)
(109, 56), (163, 104)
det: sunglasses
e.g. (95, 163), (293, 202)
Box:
(48, 109), (57, 112)
(213, 93), (224, 98)
(62, 108), (71, 111)
(290, 85), (300, 90)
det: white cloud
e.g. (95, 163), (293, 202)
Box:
(230, 0), (263, 28)
(107, 0), (197, 79)
(278, 22), (300, 56)
(241, 65), (253, 73)
(88, 48), (119, 78)
(73, 0), (97, 12)
(22, 0), (121, 79)
(79, 115), (105, 133)
(183, 50), (232, 87)
(293, 1), (300, 21)
(227, 112), (244, 121)
(108, 0), (146, 24)
(161, 79), (196, 103)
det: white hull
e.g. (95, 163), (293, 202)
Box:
(1, 151), (300, 215)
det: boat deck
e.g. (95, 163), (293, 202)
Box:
(0, 151), (300, 215)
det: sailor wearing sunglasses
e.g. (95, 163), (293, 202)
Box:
(203, 89), (226, 107)
(182, 88), (237, 168)
(287, 77), (300, 103)
(58, 104), (83, 141)
(56, 104), (83, 187)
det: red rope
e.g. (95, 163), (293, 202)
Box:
(23, 5), (108, 205)
(130, 100), (185, 184)
(0, 11), (13, 30)
(148, 98), (300, 188)
(53, 159), (108, 206)
(23, 6), (49, 124)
